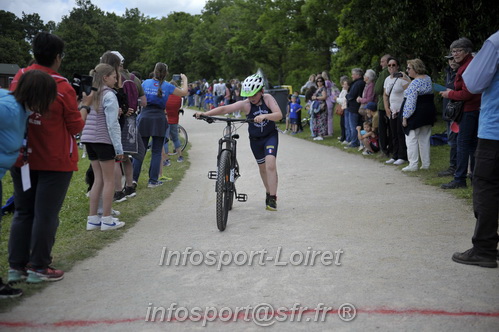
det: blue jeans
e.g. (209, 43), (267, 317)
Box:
(133, 136), (164, 184)
(164, 124), (181, 151)
(454, 110), (479, 183)
(345, 111), (360, 146)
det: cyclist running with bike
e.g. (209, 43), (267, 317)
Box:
(196, 73), (282, 210)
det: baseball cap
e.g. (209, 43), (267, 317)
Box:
(111, 51), (125, 64)
(364, 101), (377, 111)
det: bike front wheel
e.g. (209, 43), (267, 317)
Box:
(216, 150), (232, 231)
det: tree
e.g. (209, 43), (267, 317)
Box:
(0, 10), (31, 66)
(55, 0), (123, 78)
(22, 12), (47, 44)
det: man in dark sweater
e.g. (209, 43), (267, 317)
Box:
(345, 68), (365, 148)
(374, 54), (391, 156)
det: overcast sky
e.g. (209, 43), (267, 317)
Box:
(2, 0), (207, 23)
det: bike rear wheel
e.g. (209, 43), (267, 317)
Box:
(177, 125), (188, 152)
(216, 150), (232, 231)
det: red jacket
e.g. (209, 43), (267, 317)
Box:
(10, 64), (84, 171)
(165, 95), (182, 125)
(447, 54), (481, 112)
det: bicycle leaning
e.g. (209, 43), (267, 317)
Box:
(166, 109), (188, 154)
(194, 114), (252, 231)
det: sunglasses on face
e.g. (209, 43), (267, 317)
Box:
(316, 80), (324, 83)
(387, 64), (398, 67)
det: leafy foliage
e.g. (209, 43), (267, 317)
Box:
(1, 0), (498, 91)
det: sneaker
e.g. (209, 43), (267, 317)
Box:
(313, 136), (323, 141)
(438, 167), (455, 177)
(97, 209), (120, 216)
(147, 180), (164, 188)
(113, 190), (127, 203)
(393, 159), (407, 165)
(86, 215), (101, 231)
(441, 180), (467, 189)
(266, 195), (277, 211)
(362, 150), (373, 156)
(163, 159), (171, 167)
(101, 216), (125, 231)
(177, 156), (184, 163)
(385, 158), (396, 164)
(358, 145), (364, 151)
(265, 192), (270, 206)
(402, 165), (418, 172)
(27, 266), (64, 283)
(158, 175), (173, 181)
(0, 284), (23, 299)
(452, 249), (497, 268)
(7, 268), (28, 284)
(341, 141), (350, 145)
(124, 186), (136, 198)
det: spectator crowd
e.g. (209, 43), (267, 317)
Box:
(0, 30), (498, 299)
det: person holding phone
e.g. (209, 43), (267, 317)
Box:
(133, 63), (188, 188)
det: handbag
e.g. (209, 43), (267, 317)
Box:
(444, 100), (464, 123)
(311, 100), (325, 114)
(121, 113), (138, 154)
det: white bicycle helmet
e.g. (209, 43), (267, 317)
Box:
(241, 74), (264, 97)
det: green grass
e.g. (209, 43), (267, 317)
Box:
(0, 143), (190, 311)
(279, 111), (473, 202)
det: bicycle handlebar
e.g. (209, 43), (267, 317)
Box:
(194, 113), (253, 124)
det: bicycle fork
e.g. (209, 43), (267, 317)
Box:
(208, 141), (247, 202)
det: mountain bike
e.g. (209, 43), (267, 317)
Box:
(195, 114), (252, 231)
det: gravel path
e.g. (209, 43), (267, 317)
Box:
(1, 108), (497, 331)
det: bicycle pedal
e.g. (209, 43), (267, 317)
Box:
(236, 193), (247, 202)
(207, 171), (217, 179)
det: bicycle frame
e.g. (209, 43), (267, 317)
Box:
(196, 114), (251, 231)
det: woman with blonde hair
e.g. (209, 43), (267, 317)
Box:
(81, 63), (125, 231)
(401, 58), (436, 171)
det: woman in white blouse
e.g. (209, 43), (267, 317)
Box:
(383, 57), (411, 165)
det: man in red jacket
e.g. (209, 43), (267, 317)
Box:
(440, 37), (482, 189)
(7, 32), (85, 284)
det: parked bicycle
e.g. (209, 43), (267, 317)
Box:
(195, 114), (252, 231)
(165, 109), (188, 155)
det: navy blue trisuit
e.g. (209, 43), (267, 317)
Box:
(245, 96), (279, 164)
